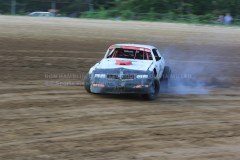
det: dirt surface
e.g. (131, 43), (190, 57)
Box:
(0, 16), (240, 160)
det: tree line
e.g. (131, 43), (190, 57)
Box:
(0, 0), (239, 24)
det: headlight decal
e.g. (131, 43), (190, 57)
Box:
(136, 75), (149, 79)
(94, 74), (106, 78)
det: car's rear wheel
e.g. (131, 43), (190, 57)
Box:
(142, 79), (160, 100)
(160, 66), (171, 91)
(84, 73), (91, 93)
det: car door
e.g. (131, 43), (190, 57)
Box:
(152, 48), (164, 78)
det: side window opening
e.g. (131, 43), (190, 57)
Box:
(152, 49), (161, 61)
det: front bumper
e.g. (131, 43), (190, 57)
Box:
(90, 68), (153, 94)
(91, 82), (151, 94)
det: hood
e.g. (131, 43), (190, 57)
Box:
(96, 58), (153, 71)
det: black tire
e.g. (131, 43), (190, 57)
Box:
(142, 78), (160, 100)
(84, 73), (91, 93)
(160, 66), (171, 91)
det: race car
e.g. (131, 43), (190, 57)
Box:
(84, 44), (171, 100)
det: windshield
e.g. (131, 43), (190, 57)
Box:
(107, 48), (153, 60)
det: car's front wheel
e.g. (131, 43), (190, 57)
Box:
(84, 73), (91, 93)
(142, 78), (160, 100)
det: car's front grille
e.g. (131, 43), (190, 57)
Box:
(107, 74), (135, 80)
(107, 74), (119, 79)
(122, 74), (135, 80)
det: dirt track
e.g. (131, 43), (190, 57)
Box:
(0, 16), (240, 160)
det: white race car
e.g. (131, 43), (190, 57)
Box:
(84, 44), (171, 100)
